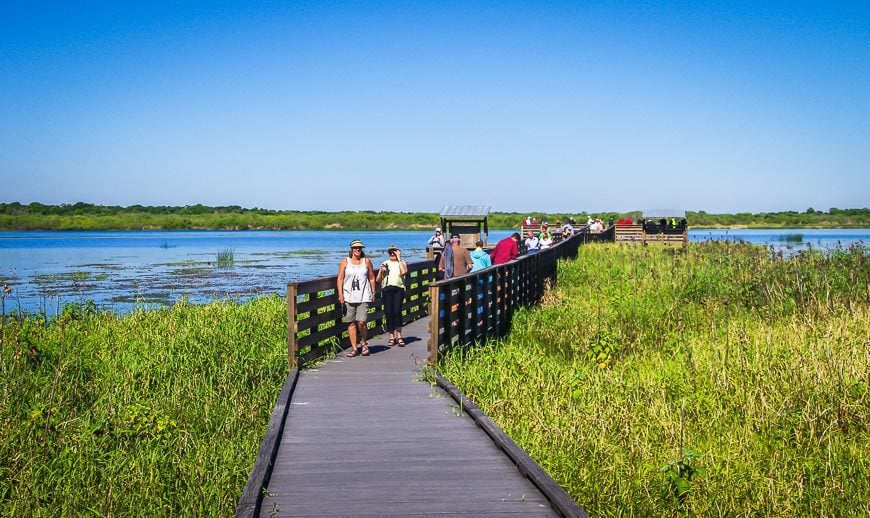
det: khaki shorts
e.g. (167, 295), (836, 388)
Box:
(343, 302), (370, 323)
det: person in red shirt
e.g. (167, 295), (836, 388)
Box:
(490, 233), (520, 265)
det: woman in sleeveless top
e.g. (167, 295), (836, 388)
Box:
(337, 239), (375, 357)
(376, 244), (408, 347)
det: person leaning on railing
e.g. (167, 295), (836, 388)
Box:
(490, 232), (520, 265)
(561, 221), (574, 239)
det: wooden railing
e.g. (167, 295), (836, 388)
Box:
(643, 223), (688, 244)
(286, 259), (438, 368)
(581, 224), (615, 243)
(614, 223), (644, 242)
(426, 226), (605, 363)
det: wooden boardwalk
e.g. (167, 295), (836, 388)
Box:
(259, 318), (559, 517)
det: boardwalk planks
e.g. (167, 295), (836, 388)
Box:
(254, 319), (576, 517)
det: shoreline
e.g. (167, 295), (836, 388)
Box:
(2, 224), (870, 232)
(2, 204), (868, 232)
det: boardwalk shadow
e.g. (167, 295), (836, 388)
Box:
(366, 345), (390, 355)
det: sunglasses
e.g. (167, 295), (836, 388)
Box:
(351, 247), (363, 251)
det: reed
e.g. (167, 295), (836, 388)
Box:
(439, 242), (869, 516)
(215, 248), (235, 268)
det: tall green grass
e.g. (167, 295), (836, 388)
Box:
(216, 248), (235, 268)
(439, 242), (869, 516)
(0, 296), (288, 515)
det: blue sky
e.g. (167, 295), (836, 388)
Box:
(1, 1), (867, 213)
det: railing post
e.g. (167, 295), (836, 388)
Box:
(286, 283), (298, 370)
(428, 284), (440, 364)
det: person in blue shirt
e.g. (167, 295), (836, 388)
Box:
(470, 240), (492, 272)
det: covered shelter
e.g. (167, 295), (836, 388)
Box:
(439, 205), (491, 249)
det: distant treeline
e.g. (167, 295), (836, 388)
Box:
(687, 207), (870, 228)
(0, 202), (868, 230)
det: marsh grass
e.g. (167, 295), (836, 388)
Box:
(216, 248), (235, 268)
(777, 232), (804, 242)
(0, 296), (288, 515)
(33, 272), (96, 283)
(439, 242), (869, 516)
(278, 249), (324, 256)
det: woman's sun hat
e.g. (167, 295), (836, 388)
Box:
(349, 239), (365, 248)
(387, 244), (400, 253)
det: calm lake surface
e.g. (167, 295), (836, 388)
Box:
(1, 228), (867, 314)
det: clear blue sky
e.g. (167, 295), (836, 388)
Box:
(1, 1), (868, 213)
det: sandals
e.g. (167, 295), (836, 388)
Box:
(347, 345), (370, 357)
(397, 338), (405, 347)
(387, 338), (396, 347)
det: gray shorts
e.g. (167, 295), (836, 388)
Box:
(343, 302), (370, 323)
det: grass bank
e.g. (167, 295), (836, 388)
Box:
(0, 296), (288, 515)
(439, 242), (869, 515)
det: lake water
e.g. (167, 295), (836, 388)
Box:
(1, 228), (866, 315)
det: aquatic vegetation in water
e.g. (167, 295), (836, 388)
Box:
(110, 293), (173, 304)
(33, 271), (97, 283)
(274, 249), (324, 256)
(160, 260), (201, 267)
(170, 267), (212, 277)
(77, 263), (125, 270)
(215, 248), (235, 268)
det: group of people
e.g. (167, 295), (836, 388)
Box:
(434, 233), (497, 277)
(337, 240), (408, 358)
(340, 218), (580, 356)
(642, 217), (687, 231)
(587, 217), (606, 232)
(433, 230), (528, 279)
(523, 222), (554, 253)
(336, 231), (521, 358)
